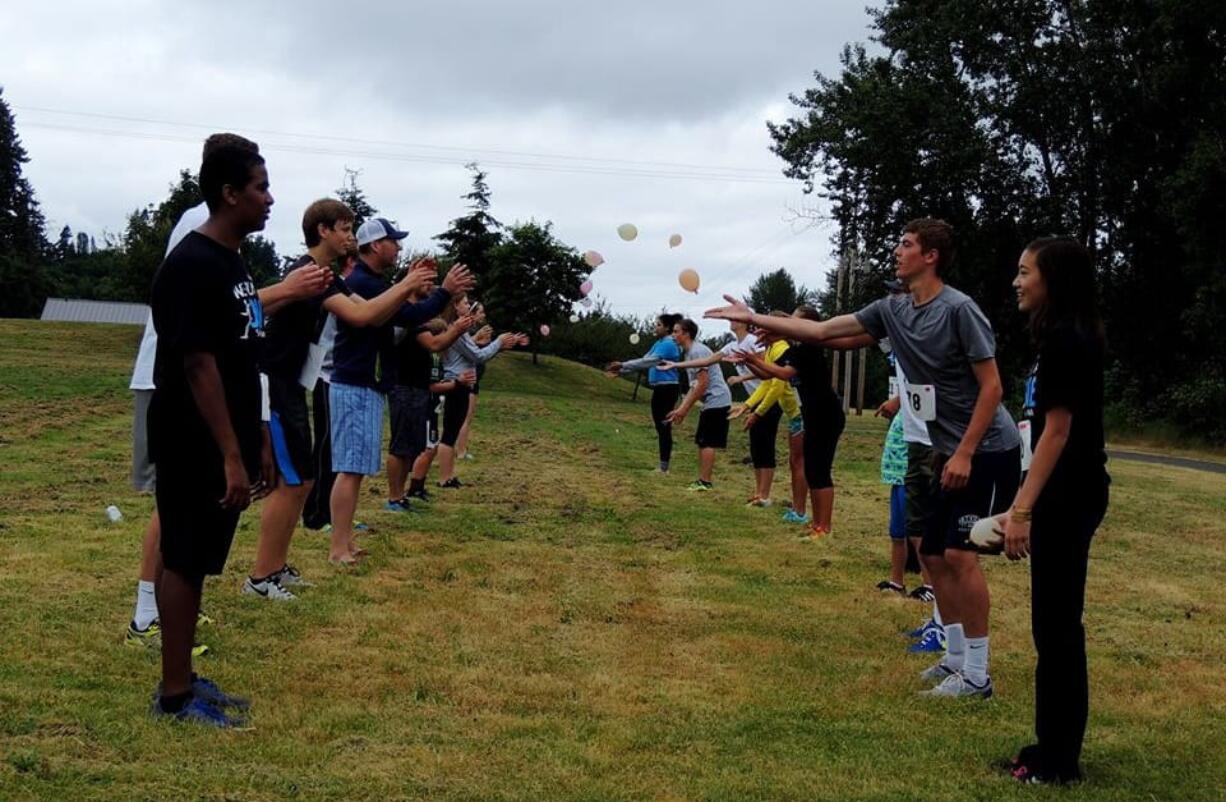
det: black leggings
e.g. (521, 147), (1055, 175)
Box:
(1030, 481), (1109, 780)
(802, 406), (845, 489)
(650, 384), (681, 464)
(302, 379), (332, 530)
(440, 384), (471, 448)
(748, 405), (783, 469)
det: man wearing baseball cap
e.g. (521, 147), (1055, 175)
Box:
(328, 218), (475, 564)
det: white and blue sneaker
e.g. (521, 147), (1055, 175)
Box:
(920, 671), (993, 699)
(908, 626), (946, 653)
(918, 660), (958, 685)
(905, 618), (938, 639)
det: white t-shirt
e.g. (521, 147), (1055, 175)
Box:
(895, 359), (933, 447)
(720, 333), (764, 395)
(129, 203), (209, 390)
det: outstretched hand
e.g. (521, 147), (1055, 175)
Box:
(282, 262), (333, 299)
(704, 294), (753, 323)
(442, 263), (476, 295)
(875, 396), (901, 419)
(399, 259), (437, 295)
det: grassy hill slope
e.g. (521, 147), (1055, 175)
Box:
(0, 321), (1223, 801)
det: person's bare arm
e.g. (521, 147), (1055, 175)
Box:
(257, 263), (332, 315)
(728, 351), (795, 382)
(704, 295), (867, 343)
(941, 358), (1004, 490)
(184, 352), (249, 509)
(416, 315), (479, 353)
(659, 352), (724, 371)
(325, 261), (438, 327)
(1004, 407), (1072, 560)
(666, 371), (708, 424)
(822, 333), (878, 351)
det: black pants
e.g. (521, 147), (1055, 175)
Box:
(302, 379), (333, 530)
(748, 404), (782, 469)
(440, 384), (471, 448)
(1030, 480), (1109, 779)
(650, 384), (681, 464)
(802, 405), (845, 489)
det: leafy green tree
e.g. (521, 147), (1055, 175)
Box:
(434, 163), (503, 280)
(484, 221), (589, 364)
(746, 268), (816, 314)
(119, 170), (202, 301)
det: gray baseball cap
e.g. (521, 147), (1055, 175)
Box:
(355, 217), (408, 247)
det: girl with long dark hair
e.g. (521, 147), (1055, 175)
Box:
(1005, 237), (1110, 785)
(607, 313), (684, 473)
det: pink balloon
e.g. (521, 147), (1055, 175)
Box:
(539, 324), (551, 337)
(580, 280), (593, 296)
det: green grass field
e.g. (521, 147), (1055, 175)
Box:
(1, 320), (1223, 801)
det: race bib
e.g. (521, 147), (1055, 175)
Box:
(888, 376), (899, 398)
(298, 342), (325, 390)
(1018, 420), (1034, 472)
(904, 382), (937, 422)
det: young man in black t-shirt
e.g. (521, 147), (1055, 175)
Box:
(245, 200), (439, 599)
(148, 144), (281, 726)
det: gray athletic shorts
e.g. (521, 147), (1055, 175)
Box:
(132, 389), (156, 492)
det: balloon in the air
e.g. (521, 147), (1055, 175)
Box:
(617, 223), (638, 241)
(579, 280), (593, 296)
(669, 233), (683, 249)
(539, 324), (551, 337)
(583, 250), (604, 268)
(678, 268), (700, 293)
(569, 313), (580, 323)
(580, 297), (593, 308)
(629, 333), (641, 345)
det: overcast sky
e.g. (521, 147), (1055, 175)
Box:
(2, 1), (877, 331)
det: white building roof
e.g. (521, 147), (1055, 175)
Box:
(40, 297), (149, 326)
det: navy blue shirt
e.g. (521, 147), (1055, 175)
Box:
(331, 260), (452, 392)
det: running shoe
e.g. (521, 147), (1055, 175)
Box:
(747, 497), (774, 508)
(405, 487), (432, 503)
(908, 626), (947, 653)
(274, 564), (313, 588)
(798, 525), (830, 542)
(686, 480), (712, 492)
(905, 618), (939, 639)
(908, 585), (935, 603)
(781, 510), (810, 524)
(150, 695), (245, 728)
(383, 498), (413, 513)
(876, 580), (905, 595)
(125, 621), (210, 657)
(460, 453), (475, 461)
(919, 671), (993, 699)
(196, 611), (215, 627)
(242, 576), (296, 601)
(918, 660), (958, 684)
(438, 477), (464, 489)
(190, 676), (251, 710)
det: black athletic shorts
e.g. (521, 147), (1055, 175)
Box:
(904, 441), (936, 538)
(156, 454), (243, 577)
(695, 406), (730, 449)
(389, 385), (432, 459)
(440, 384), (471, 447)
(268, 374), (313, 486)
(922, 447), (1021, 555)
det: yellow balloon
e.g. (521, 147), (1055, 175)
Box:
(617, 223), (638, 241)
(678, 268), (700, 293)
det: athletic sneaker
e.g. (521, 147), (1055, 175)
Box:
(150, 695), (245, 728)
(920, 671), (993, 699)
(190, 676), (250, 710)
(405, 487), (432, 503)
(438, 477), (463, 489)
(798, 525), (830, 542)
(905, 618), (939, 639)
(242, 576), (296, 601)
(383, 498), (413, 513)
(747, 497), (774, 508)
(197, 611), (214, 627)
(460, 453), (475, 461)
(918, 660), (958, 684)
(908, 585), (935, 603)
(781, 510), (810, 524)
(274, 564), (312, 588)
(908, 627), (947, 653)
(686, 480), (713, 492)
(125, 620), (209, 657)
(876, 580), (905, 595)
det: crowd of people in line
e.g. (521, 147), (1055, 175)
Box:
(126, 132), (1110, 787)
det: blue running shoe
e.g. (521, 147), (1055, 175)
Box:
(383, 499), (413, 513)
(908, 626), (946, 653)
(151, 695), (246, 728)
(781, 510), (810, 524)
(905, 618), (937, 639)
(192, 676), (251, 711)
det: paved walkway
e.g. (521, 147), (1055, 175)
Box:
(1108, 449), (1226, 475)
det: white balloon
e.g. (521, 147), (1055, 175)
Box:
(617, 223), (638, 241)
(581, 297), (593, 307)
(583, 250), (605, 268)
(569, 313), (580, 323)
(629, 333), (641, 345)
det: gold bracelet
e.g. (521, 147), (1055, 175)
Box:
(1010, 507), (1032, 523)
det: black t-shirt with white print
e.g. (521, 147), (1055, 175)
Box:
(149, 231), (265, 476)
(1022, 322), (1108, 497)
(260, 254), (350, 381)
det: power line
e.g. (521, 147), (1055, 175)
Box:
(16, 105), (794, 185)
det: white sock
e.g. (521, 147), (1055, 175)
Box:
(932, 602), (944, 629)
(133, 580), (158, 629)
(964, 636), (990, 684)
(943, 623), (966, 670)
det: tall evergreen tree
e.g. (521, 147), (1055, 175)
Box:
(0, 88), (51, 317)
(434, 163), (503, 279)
(746, 268), (816, 314)
(336, 168), (377, 229)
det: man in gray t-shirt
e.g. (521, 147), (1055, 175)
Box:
(855, 288), (1020, 457)
(665, 318), (732, 491)
(704, 218), (1021, 700)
